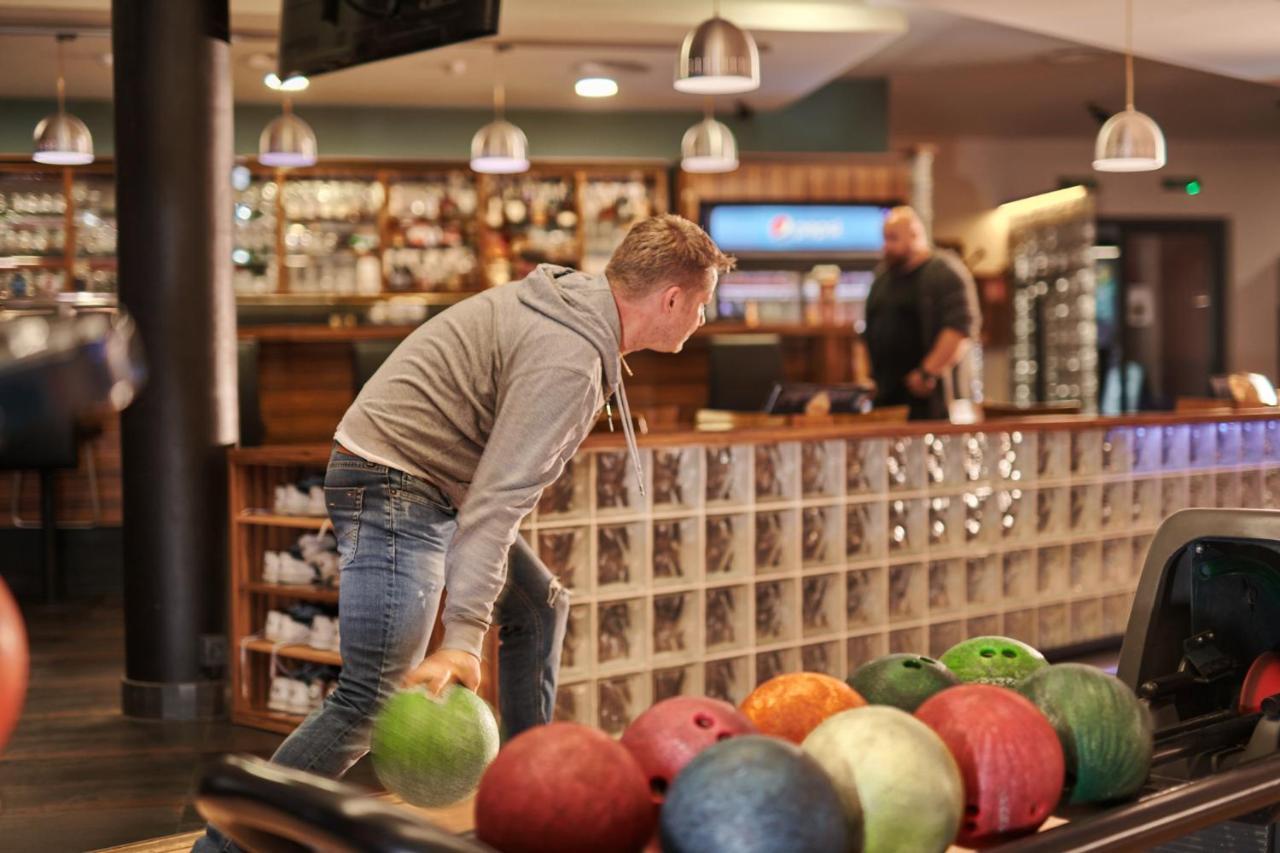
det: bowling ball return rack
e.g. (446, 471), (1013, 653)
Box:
(197, 509), (1280, 853)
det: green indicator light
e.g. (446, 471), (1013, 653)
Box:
(1185, 180), (1201, 196)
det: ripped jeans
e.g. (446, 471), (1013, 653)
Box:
(193, 445), (568, 853)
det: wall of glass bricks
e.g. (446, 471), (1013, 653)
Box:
(531, 419), (1280, 734)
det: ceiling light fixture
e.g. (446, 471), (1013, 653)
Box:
(675, 0), (760, 95)
(575, 77), (618, 98)
(681, 98), (738, 173)
(1093, 0), (1165, 172)
(264, 72), (310, 92)
(33, 34), (94, 166)
(471, 45), (530, 174)
(258, 99), (317, 168)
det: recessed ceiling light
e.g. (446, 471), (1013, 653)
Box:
(265, 72), (310, 92)
(575, 77), (618, 98)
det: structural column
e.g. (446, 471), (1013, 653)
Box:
(113, 0), (238, 719)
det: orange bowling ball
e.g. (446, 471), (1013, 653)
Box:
(740, 672), (866, 744)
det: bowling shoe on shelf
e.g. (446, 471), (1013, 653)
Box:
(309, 615), (338, 652)
(264, 610), (285, 642)
(263, 551), (282, 584)
(267, 675), (303, 714)
(297, 531), (337, 560)
(309, 550), (340, 588)
(273, 475), (327, 517)
(264, 609), (312, 646)
(276, 550), (318, 586)
(286, 678), (313, 715)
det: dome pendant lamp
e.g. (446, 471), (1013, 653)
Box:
(681, 99), (739, 174)
(471, 45), (530, 174)
(33, 34), (95, 166)
(1093, 0), (1166, 172)
(258, 98), (318, 168)
(675, 0), (760, 95)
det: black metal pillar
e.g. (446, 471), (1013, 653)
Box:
(113, 0), (237, 720)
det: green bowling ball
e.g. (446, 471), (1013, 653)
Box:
(1017, 663), (1153, 805)
(371, 685), (500, 808)
(940, 636), (1047, 688)
(847, 653), (959, 712)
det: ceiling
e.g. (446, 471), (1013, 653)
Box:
(0, 0), (1278, 140)
(891, 0), (1280, 86)
(0, 0), (906, 111)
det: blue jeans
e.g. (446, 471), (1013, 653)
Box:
(193, 446), (569, 852)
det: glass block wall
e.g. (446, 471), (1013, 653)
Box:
(526, 419), (1280, 735)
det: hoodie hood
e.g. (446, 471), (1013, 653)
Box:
(517, 264), (622, 390)
(517, 264), (645, 497)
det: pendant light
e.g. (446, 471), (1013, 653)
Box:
(33, 34), (94, 166)
(258, 98), (317, 168)
(681, 99), (738, 173)
(1093, 0), (1165, 172)
(471, 45), (529, 174)
(675, 0), (760, 95)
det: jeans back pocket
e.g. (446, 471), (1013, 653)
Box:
(325, 486), (364, 561)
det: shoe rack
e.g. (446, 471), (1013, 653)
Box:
(228, 445), (499, 734)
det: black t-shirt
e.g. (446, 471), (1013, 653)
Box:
(864, 262), (929, 412)
(864, 254), (979, 419)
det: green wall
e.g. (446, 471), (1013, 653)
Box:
(0, 78), (886, 161)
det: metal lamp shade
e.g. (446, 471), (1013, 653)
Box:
(680, 117), (738, 174)
(1093, 108), (1166, 172)
(470, 119), (530, 174)
(258, 112), (317, 168)
(675, 16), (760, 95)
(32, 112), (94, 166)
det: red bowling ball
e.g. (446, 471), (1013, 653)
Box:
(476, 722), (654, 853)
(0, 577), (28, 755)
(916, 684), (1065, 845)
(620, 696), (758, 805)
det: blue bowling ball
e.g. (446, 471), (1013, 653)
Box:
(659, 735), (853, 853)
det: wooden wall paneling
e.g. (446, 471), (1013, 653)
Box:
(258, 342), (357, 444)
(676, 155), (913, 222)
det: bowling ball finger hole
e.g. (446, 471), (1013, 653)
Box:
(694, 713), (714, 729)
(965, 804), (979, 816)
(903, 660), (923, 669)
(980, 648), (996, 657)
(716, 732), (733, 741)
(650, 777), (669, 797)
(1001, 649), (1017, 658)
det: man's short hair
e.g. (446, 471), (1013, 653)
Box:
(606, 214), (736, 299)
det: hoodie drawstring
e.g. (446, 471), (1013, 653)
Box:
(614, 361), (646, 498)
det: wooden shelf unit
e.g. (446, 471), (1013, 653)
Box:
(229, 447), (341, 732)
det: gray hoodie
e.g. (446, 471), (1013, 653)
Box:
(334, 264), (643, 658)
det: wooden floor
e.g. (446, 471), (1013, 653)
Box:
(0, 598), (290, 853)
(0, 597), (476, 853)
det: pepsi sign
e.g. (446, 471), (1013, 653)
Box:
(706, 204), (888, 254)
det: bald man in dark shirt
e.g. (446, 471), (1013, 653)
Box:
(856, 206), (980, 420)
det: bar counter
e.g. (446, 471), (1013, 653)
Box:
(229, 409), (1280, 734)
